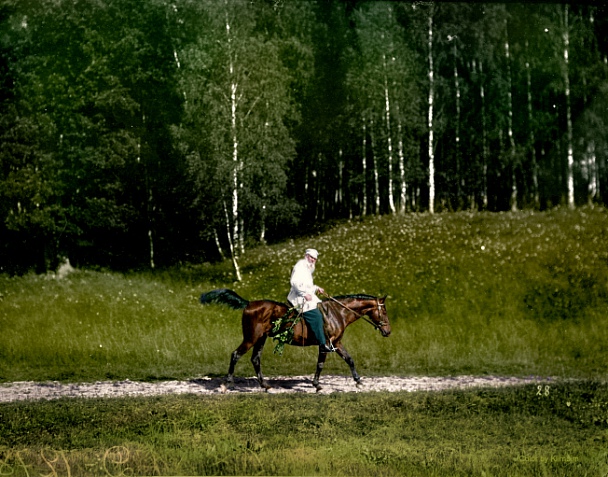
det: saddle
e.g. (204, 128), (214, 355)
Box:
(283, 301), (333, 340)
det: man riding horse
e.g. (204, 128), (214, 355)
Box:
(200, 252), (392, 389)
(287, 248), (335, 353)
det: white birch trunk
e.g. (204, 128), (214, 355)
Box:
(260, 204), (266, 244)
(337, 148), (344, 208)
(584, 141), (597, 205)
(260, 105), (268, 243)
(452, 39), (462, 206)
(525, 40), (540, 208)
(370, 117), (381, 215)
(139, 110), (155, 269)
(563, 4), (575, 209)
(362, 117), (368, 216)
(382, 46), (396, 214)
(148, 231), (155, 269)
(214, 228), (226, 260)
(169, 4), (187, 103)
(226, 5), (242, 281)
(479, 59), (488, 209)
(260, 205), (266, 245)
(314, 160), (321, 221)
(223, 201), (241, 282)
(238, 217), (244, 255)
(396, 102), (406, 213)
(505, 25), (518, 212)
(148, 190), (155, 269)
(427, 8), (435, 214)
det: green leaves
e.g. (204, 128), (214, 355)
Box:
(0, 0), (186, 271)
(271, 310), (301, 355)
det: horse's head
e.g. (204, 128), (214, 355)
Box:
(370, 295), (391, 337)
(328, 294), (392, 337)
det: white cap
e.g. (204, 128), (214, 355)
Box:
(305, 248), (319, 259)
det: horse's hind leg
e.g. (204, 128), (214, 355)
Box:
(251, 335), (271, 390)
(226, 341), (253, 387)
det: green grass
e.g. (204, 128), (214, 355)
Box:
(1, 207), (607, 383)
(1, 207), (608, 476)
(0, 383), (607, 476)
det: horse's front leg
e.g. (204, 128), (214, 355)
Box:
(312, 348), (329, 392)
(251, 335), (271, 390)
(334, 343), (362, 387)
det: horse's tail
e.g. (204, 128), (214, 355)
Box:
(199, 288), (249, 310)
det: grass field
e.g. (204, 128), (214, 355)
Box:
(1, 207), (608, 475)
(0, 383), (607, 476)
(1, 207), (607, 382)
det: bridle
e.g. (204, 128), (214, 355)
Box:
(323, 294), (388, 332)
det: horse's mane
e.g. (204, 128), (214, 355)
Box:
(329, 294), (377, 301)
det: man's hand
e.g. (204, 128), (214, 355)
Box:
(317, 287), (325, 295)
(304, 293), (313, 301)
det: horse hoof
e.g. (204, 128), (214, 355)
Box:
(355, 381), (364, 389)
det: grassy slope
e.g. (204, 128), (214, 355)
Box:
(1, 207), (607, 383)
(1, 208), (608, 476)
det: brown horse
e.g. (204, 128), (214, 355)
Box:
(200, 289), (391, 391)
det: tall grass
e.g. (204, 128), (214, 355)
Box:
(1, 207), (607, 383)
(0, 272), (236, 382)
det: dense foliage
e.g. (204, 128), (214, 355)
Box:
(1, 1), (607, 274)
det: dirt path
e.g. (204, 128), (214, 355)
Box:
(0, 375), (551, 403)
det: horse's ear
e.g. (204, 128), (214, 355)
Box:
(381, 295), (388, 302)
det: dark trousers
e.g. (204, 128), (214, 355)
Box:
(303, 308), (326, 345)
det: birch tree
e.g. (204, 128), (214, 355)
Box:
(467, 4), (506, 210)
(176, 0), (297, 279)
(539, 4), (576, 208)
(348, 2), (420, 215)
(575, 6), (607, 205)
(435, 2), (473, 210)
(562, 4), (575, 209)
(427, 4), (436, 214)
(524, 38), (540, 208)
(504, 17), (519, 212)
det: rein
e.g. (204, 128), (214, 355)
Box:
(322, 293), (387, 331)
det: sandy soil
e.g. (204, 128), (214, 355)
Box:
(0, 375), (551, 403)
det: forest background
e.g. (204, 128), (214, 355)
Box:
(1, 0), (607, 278)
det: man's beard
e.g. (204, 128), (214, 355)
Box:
(306, 261), (315, 274)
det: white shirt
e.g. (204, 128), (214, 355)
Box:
(287, 258), (321, 312)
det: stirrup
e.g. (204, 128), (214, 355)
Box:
(320, 341), (336, 353)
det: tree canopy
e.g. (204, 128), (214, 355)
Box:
(1, 0), (607, 275)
